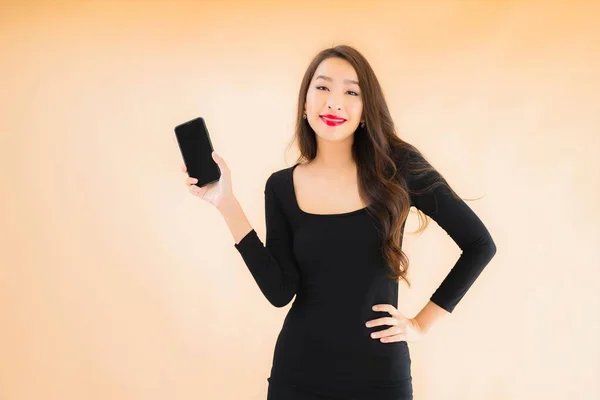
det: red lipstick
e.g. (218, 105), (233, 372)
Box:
(319, 114), (347, 127)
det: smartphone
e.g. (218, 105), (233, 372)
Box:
(175, 117), (221, 188)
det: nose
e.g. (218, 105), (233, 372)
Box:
(327, 94), (342, 110)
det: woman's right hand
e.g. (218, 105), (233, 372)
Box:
(183, 151), (234, 210)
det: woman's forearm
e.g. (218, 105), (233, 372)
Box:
(413, 300), (450, 334)
(217, 196), (253, 244)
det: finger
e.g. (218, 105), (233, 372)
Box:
(374, 305), (408, 325)
(393, 311), (409, 324)
(212, 151), (229, 173)
(371, 326), (405, 339)
(190, 184), (206, 196)
(372, 304), (400, 317)
(197, 186), (207, 197)
(186, 177), (198, 186)
(182, 164), (187, 172)
(366, 317), (399, 328)
(380, 333), (407, 343)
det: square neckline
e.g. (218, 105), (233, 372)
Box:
(289, 163), (369, 217)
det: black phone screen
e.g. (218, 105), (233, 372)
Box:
(175, 117), (221, 188)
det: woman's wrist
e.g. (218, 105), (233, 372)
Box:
(217, 195), (239, 214)
(217, 196), (254, 245)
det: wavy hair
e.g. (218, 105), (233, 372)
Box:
(286, 45), (469, 287)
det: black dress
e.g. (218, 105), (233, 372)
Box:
(234, 155), (497, 400)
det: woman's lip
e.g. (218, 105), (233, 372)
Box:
(320, 116), (346, 126)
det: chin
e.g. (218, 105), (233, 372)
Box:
(315, 131), (354, 142)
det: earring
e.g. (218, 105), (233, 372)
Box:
(360, 120), (365, 128)
(303, 113), (307, 119)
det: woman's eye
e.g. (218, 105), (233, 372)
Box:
(316, 86), (359, 96)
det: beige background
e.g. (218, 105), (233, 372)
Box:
(1, 0), (599, 399)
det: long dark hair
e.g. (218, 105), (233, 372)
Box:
(286, 45), (467, 287)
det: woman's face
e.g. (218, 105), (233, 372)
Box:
(304, 57), (364, 143)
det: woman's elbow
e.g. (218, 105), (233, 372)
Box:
(269, 291), (296, 308)
(267, 280), (298, 308)
(483, 235), (497, 261)
(464, 234), (497, 262)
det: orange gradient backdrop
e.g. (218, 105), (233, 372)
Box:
(1, 1), (599, 399)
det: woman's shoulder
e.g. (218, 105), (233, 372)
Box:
(392, 145), (442, 192)
(391, 146), (421, 178)
(264, 163), (298, 194)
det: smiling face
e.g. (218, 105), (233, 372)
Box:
(304, 57), (364, 143)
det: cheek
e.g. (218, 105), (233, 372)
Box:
(305, 91), (322, 107)
(348, 101), (363, 116)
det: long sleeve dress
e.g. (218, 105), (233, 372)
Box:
(233, 154), (497, 400)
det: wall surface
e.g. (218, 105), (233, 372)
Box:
(1, 1), (599, 399)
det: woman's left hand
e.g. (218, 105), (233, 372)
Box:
(366, 304), (425, 343)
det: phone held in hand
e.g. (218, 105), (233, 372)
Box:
(175, 117), (221, 188)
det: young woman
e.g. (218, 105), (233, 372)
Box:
(183, 45), (497, 400)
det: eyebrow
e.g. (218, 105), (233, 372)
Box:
(314, 75), (359, 85)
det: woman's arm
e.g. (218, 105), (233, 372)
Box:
(218, 197), (253, 245)
(222, 174), (301, 308)
(413, 300), (450, 335)
(409, 154), (498, 318)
